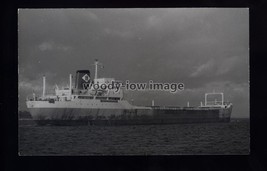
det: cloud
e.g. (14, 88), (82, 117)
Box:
(190, 55), (246, 79)
(216, 56), (240, 75)
(19, 71), (58, 89)
(19, 81), (42, 92)
(85, 11), (98, 21)
(146, 15), (162, 29)
(103, 28), (134, 39)
(38, 41), (72, 52)
(183, 81), (248, 97)
(190, 59), (215, 77)
(38, 42), (53, 51)
(19, 77), (54, 93)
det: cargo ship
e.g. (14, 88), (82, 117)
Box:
(26, 60), (232, 126)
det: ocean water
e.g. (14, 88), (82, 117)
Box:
(18, 119), (249, 155)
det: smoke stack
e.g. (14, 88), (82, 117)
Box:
(75, 70), (91, 90)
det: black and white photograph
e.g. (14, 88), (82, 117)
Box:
(18, 8), (249, 155)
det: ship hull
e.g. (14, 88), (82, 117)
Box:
(28, 106), (232, 126)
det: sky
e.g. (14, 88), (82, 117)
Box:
(18, 8), (249, 118)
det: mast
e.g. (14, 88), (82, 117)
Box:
(221, 92), (224, 105)
(42, 75), (46, 97)
(93, 59), (103, 80)
(94, 59), (98, 79)
(69, 74), (72, 95)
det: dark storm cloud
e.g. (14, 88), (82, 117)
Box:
(18, 8), (249, 117)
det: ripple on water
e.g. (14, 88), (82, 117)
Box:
(19, 120), (250, 155)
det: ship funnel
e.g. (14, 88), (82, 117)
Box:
(75, 70), (91, 90)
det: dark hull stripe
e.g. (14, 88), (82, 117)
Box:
(35, 117), (231, 126)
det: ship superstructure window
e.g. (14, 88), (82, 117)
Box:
(48, 99), (55, 103)
(101, 99), (118, 103)
(96, 96), (108, 100)
(78, 96), (93, 99)
(109, 97), (120, 100)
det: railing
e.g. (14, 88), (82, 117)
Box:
(205, 92), (224, 106)
(205, 101), (223, 106)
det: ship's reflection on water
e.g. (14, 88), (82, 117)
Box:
(19, 119), (249, 155)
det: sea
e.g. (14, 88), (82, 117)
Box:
(18, 119), (249, 156)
